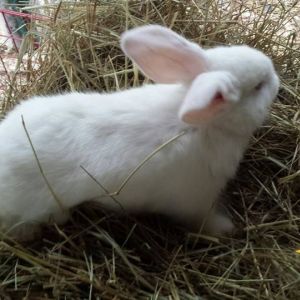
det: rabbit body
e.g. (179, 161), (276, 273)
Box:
(0, 25), (279, 239)
(0, 86), (241, 231)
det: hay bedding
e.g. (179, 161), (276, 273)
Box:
(0, 0), (299, 299)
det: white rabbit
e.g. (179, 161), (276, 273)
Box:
(0, 25), (279, 240)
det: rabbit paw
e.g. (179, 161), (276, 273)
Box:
(203, 212), (235, 236)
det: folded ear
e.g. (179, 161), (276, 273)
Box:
(179, 71), (240, 124)
(121, 25), (209, 83)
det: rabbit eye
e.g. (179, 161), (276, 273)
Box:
(255, 81), (264, 91)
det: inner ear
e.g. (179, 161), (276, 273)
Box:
(179, 71), (240, 124)
(212, 92), (225, 104)
(121, 25), (209, 83)
(181, 92), (228, 124)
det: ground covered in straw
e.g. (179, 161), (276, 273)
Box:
(0, 1), (299, 299)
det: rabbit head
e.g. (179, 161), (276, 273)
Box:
(121, 25), (279, 134)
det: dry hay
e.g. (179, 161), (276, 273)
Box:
(0, 0), (299, 299)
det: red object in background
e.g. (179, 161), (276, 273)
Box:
(0, 8), (50, 51)
(0, 8), (50, 21)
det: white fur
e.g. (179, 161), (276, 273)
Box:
(0, 25), (279, 239)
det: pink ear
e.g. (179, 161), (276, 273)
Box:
(179, 71), (240, 124)
(121, 25), (209, 83)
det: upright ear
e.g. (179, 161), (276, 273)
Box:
(121, 25), (209, 83)
(179, 71), (241, 124)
